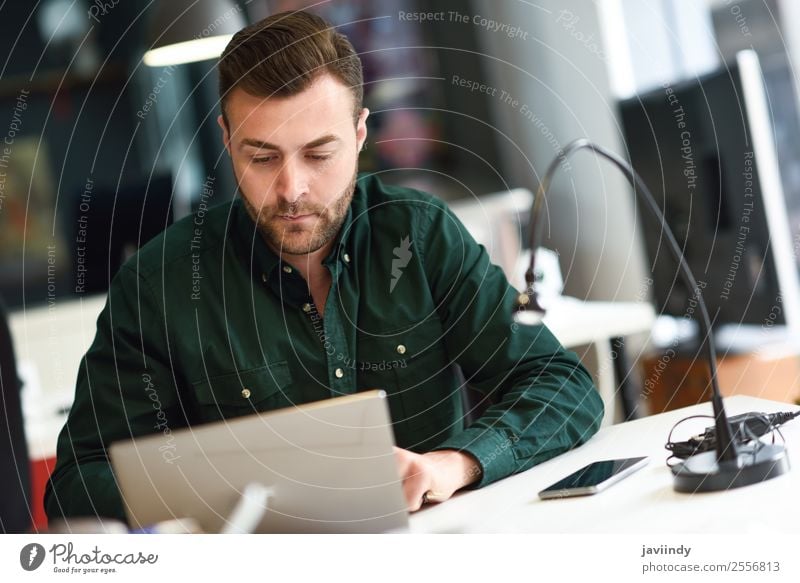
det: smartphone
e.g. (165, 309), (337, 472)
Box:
(538, 456), (649, 499)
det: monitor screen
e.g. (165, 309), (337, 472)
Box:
(619, 51), (800, 330)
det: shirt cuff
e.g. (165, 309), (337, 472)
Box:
(430, 426), (517, 488)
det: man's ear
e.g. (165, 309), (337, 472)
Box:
(356, 107), (369, 152)
(217, 114), (231, 156)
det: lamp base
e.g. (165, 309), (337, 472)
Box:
(672, 443), (790, 493)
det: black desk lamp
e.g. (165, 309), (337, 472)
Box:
(514, 138), (789, 492)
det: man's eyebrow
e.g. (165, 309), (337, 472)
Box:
(239, 134), (341, 151)
(305, 134), (341, 149)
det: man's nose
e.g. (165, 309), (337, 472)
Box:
(275, 157), (308, 204)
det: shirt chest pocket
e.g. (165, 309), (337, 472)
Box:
(356, 318), (458, 450)
(191, 362), (294, 423)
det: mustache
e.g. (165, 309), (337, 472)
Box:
(271, 200), (324, 217)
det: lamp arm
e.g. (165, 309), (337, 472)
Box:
(521, 138), (737, 463)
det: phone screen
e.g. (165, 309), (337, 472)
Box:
(538, 457), (648, 499)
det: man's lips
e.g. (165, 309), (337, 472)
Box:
(277, 213), (315, 222)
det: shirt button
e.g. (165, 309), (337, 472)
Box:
(302, 303), (312, 313)
(343, 253), (351, 264)
(261, 273), (267, 283)
(282, 265), (293, 274)
(396, 344), (406, 355)
(241, 388), (251, 399)
(335, 368), (344, 379)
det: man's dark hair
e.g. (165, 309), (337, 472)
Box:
(218, 10), (363, 126)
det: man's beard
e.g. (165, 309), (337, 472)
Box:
(240, 169), (357, 256)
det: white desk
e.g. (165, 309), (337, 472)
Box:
(8, 294), (106, 461)
(9, 294), (653, 460)
(409, 396), (800, 533)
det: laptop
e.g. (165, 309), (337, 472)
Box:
(109, 390), (410, 533)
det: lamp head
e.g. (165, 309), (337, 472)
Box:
(512, 268), (547, 326)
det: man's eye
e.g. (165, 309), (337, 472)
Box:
(252, 157), (276, 164)
(307, 154), (332, 161)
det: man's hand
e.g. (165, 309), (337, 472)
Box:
(393, 447), (482, 512)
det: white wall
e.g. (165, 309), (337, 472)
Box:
(471, 0), (649, 304)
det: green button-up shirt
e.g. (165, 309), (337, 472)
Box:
(45, 173), (603, 522)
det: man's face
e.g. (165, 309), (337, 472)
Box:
(218, 74), (368, 256)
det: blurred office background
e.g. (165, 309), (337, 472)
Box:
(5, 0), (800, 532)
(4, 0), (800, 385)
(0, 0), (797, 310)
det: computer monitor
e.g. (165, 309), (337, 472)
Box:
(619, 50), (800, 332)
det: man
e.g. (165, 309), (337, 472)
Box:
(45, 10), (603, 522)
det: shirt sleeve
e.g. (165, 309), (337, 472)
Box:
(44, 264), (185, 522)
(420, 199), (604, 487)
